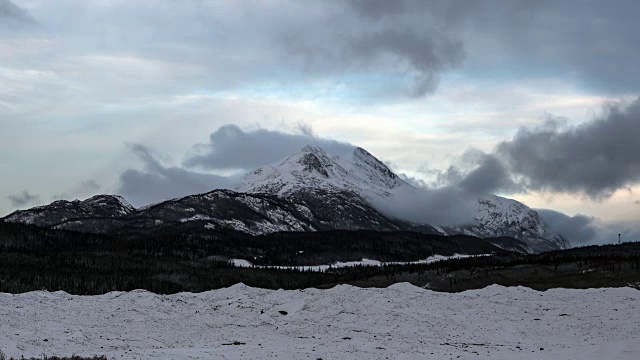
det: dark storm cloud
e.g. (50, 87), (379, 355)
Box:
(117, 144), (235, 207)
(348, 29), (464, 97)
(343, 0), (640, 94)
(0, 0), (35, 23)
(537, 209), (640, 245)
(536, 209), (598, 245)
(432, 148), (520, 195)
(346, 0), (406, 18)
(7, 190), (40, 208)
(497, 98), (640, 199)
(465, 0), (640, 93)
(183, 124), (355, 171)
(278, 0), (469, 97)
(457, 154), (521, 195)
(435, 98), (640, 199)
(6, 0), (638, 104)
(340, 0), (640, 96)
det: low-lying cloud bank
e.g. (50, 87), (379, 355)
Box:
(117, 144), (236, 207)
(439, 97), (640, 199)
(538, 209), (640, 245)
(183, 124), (355, 171)
(367, 187), (479, 227)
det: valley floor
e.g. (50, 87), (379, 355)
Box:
(1, 284), (639, 359)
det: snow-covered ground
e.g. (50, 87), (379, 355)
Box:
(229, 253), (487, 272)
(1, 284), (639, 359)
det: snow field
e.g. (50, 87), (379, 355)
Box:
(1, 284), (639, 359)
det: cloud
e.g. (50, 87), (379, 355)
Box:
(537, 208), (640, 245)
(346, 0), (406, 19)
(433, 97), (640, 199)
(184, 124), (355, 171)
(456, 0), (640, 94)
(497, 98), (640, 199)
(368, 185), (479, 227)
(79, 180), (100, 193)
(7, 190), (40, 208)
(456, 153), (521, 195)
(430, 148), (521, 195)
(279, 0), (467, 97)
(348, 29), (464, 97)
(52, 180), (101, 201)
(117, 144), (235, 207)
(340, 0), (640, 95)
(0, 0), (35, 23)
(536, 209), (598, 245)
(116, 125), (355, 206)
(397, 172), (428, 188)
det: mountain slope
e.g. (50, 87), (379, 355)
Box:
(3, 195), (135, 227)
(5, 189), (407, 236)
(2, 145), (569, 252)
(443, 195), (569, 253)
(236, 146), (569, 252)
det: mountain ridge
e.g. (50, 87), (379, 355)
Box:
(2, 145), (569, 252)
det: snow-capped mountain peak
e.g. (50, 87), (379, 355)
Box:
(436, 194), (569, 252)
(350, 147), (406, 190)
(235, 145), (411, 198)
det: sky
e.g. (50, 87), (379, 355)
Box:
(1, 0), (639, 244)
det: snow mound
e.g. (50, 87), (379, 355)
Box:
(1, 285), (639, 359)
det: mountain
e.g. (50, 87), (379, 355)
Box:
(236, 145), (568, 252)
(236, 145), (410, 198)
(4, 189), (407, 236)
(3, 195), (135, 227)
(2, 145), (569, 252)
(443, 195), (569, 253)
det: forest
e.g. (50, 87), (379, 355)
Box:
(1, 220), (639, 294)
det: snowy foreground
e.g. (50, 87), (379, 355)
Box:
(1, 284), (639, 359)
